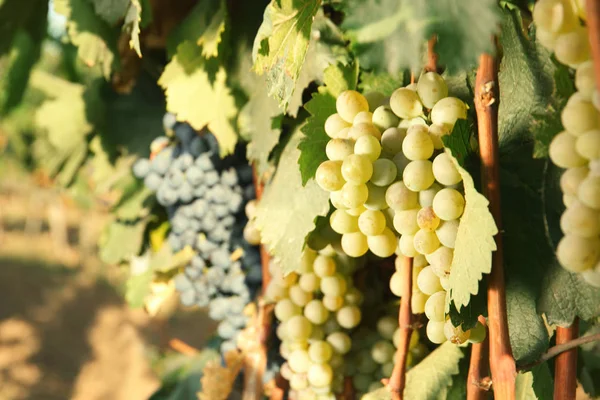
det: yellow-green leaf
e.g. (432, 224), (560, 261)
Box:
(252, 0), (322, 110)
(158, 44), (237, 156)
(254, 127), (330, 275)
(446, 147), (498, 310)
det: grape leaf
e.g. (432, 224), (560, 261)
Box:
(99, 218), (148, 264)
(125, 261), (153, 308)
(445, 147), (498, 310)
(341, 0), (499, 73)
(404, 342), (465, 399)
(124, 0), (142, 57)
(34, 82), (92, 153)
(54, 0), (118, 78)
(0, 31), (43, 114)
(91, 0), (129, 25)
(297, 91), (336, 185)
(530, 58), (574, 158)
(515, 363), (554, 400)
(56, 142), (88, 187)
(255, 128), (330, 275)
(165, 0), (226, 59)
(446, 353), (469, 400)
(102, 72), (166, 157)
(237, 45), (283, 179)
(506, 281), (550, 364)
(113, 180), (154, 220)
(515, 371), (537, 399)
(498, 10), (555, 147)
(442, 119), (473, 167)
(252, 0), (322, 110)
(362, 343), (464, 400)
(531, 363), (554, 399)
(0, 0), (46, 114)
(286, 14), (350, 116)
(322, 62), (359, 98)
(495, 8), (596, 362)
(0, 0), (47, 57)
(538, 263), (600, 326)
(358, 71), (405, 96)
(428, 0), (500, 73)
(297, 62), (357, 185)
(158, 43), (237, 156)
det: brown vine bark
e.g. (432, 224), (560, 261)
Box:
(240, 168), (272, 400)
(467, 316), (490, 399)
(586, 0), (600, 92)
(384, 256), (413, 400)
(554, 320), (579, 400)
(475, 52), (516, 400)
(425, 36), (440, 73)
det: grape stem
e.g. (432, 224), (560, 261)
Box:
(475, 51), (517, 399)
(168, 338), (199, 355)
(466, 316), (490, 399)
(518, 328), (600, 371)
(383, 256), (413, 400)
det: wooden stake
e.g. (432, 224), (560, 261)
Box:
(475, 52), (516, 400)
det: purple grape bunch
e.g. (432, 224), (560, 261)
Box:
(133, 113), (262, 353)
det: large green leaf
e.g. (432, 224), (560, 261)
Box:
(255, 128), (330, 275)
(446, 147), (497, 310)
(252, 0), (322, 110)
(340, 0), (499, 73)
(0, 0), (47, 57)
(158, 42), (238, 156)
(166, 0), (227, 59)
(363, 343), (464, 400)
(54, 0), (119, 78)
(0, 0), (47, 114)
(99, 218), (148, 264)
(237, 44), (282, 178)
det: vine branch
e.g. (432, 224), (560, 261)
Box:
(554, 320), (579, 400)
(467, 316), (490, 399)
(518, 328), (600, 371)
(475, 51), (516, 399)
(586, 0), (600, 93)
(384, 256), (413, 399)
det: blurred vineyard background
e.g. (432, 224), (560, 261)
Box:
(0, 4), (223, 399)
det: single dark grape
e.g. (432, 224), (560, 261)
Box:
(174, 123), (195, 145)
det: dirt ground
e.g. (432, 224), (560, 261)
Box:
(0, 181), (217, 400)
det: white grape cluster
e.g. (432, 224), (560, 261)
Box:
(389, 255), (486, 345)
(347, 316), (426, 397)
(315, 74), (469, 265)
(267, 248), (363, 399)
(534, 0), (600, 286)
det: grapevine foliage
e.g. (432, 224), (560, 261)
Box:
(1, 0), (599, 398)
